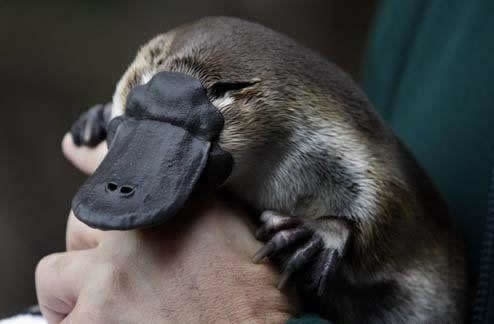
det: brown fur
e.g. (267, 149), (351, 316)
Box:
(111, 17), (466, 323)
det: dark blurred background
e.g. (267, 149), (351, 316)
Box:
(1, 0), (377, 316)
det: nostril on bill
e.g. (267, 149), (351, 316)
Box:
(119, 185), (135, 197)
(106, 182), (118, 192)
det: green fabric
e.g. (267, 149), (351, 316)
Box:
(291, 0), (494, 322)
(363, 0), (494, 276)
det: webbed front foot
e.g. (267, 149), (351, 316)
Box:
(71, 103), (112, 147)
(254, 211), (350, 296)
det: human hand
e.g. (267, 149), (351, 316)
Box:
(35, 134), (296, 323)
(61, 133), (106, 251)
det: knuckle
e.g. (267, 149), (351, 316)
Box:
(35, 253), (63, 281)
(35, 252), (67, 295)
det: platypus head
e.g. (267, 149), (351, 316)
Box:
(72, 17), (361, 229)
(72, 71), (233, 229)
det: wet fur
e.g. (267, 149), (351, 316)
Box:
(110, 17), (466, 323)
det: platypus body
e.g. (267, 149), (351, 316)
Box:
(71, 17), (466, 323)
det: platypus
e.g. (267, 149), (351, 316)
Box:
(71, 17), (466, 323)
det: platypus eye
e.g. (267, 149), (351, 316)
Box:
(208, 79), (260, 99)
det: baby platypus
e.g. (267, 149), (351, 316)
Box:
(71, 17), (466, 323)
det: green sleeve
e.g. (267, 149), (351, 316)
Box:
(363, 0), (494, 276)
(291, 0), (494, 322)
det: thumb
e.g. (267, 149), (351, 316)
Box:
(61, 133), (107, 175)
(35, 250), (92, 324)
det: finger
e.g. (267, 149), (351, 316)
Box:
(66, 211), (106, 251)
(35, 250), (93, 324)
(61, 133), (107, 175)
